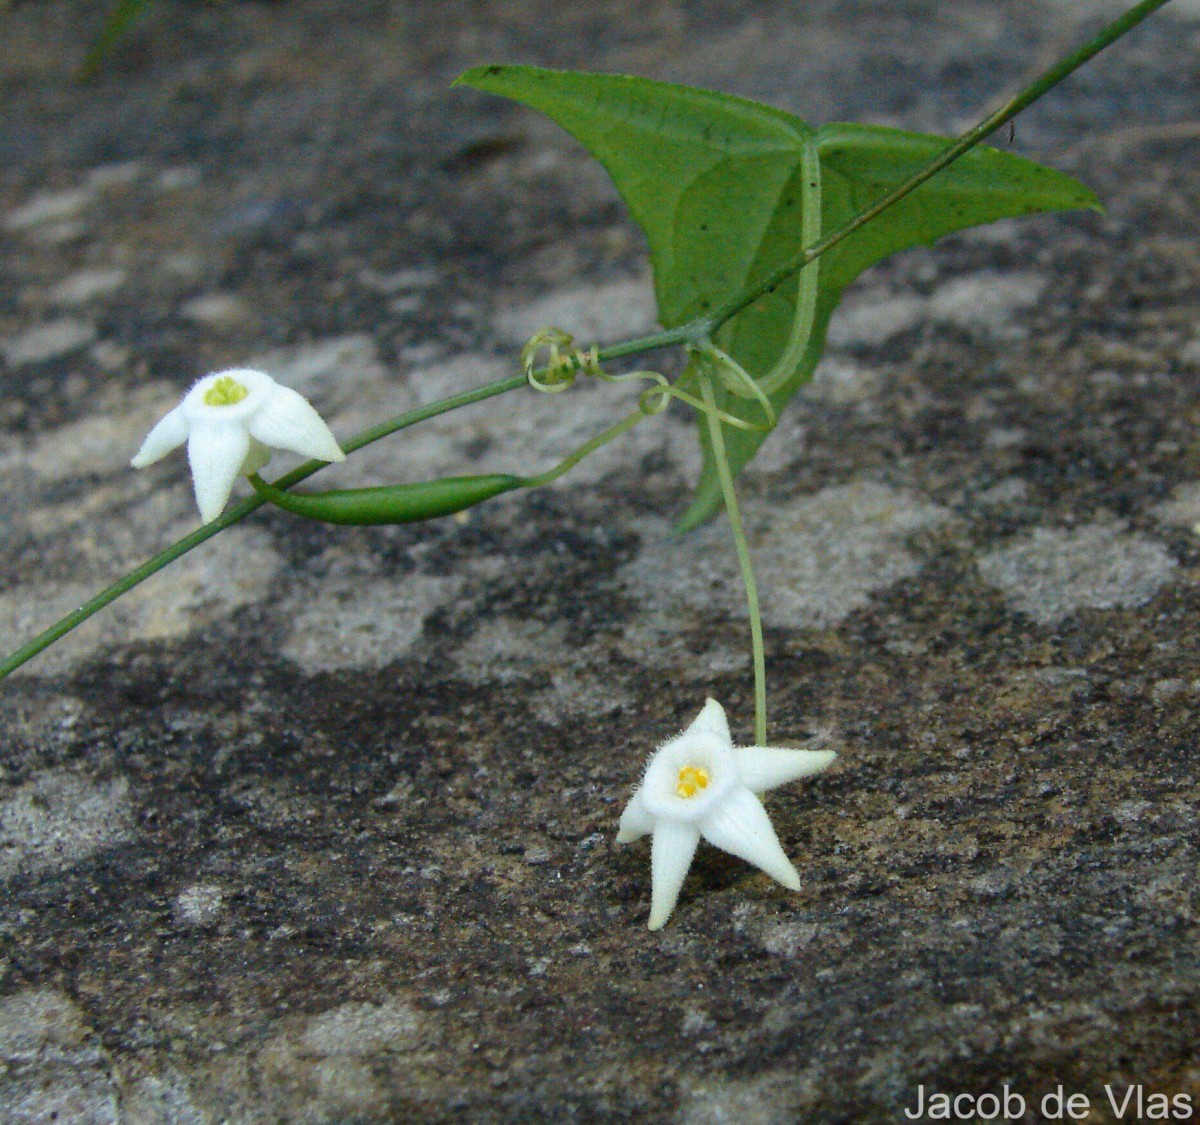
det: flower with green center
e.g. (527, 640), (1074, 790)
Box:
(132, 368), (345, 523)
(616, 698), (836, 930)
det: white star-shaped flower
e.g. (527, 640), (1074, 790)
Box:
(616, 698), (836, 930)
(132, 368), (345, 522)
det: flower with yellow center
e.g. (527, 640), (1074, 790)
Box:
(132, 368), (345, 523)
(616, 698), (836, 930)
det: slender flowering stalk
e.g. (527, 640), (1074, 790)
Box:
(700, 372), (768, 747)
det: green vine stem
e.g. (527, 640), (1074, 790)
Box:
(705, 0), (1174, 333)
(0, 0), (1173, 682)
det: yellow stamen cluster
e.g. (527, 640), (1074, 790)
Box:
(203, 375), (250, 407)
(675, 764), (710, 799)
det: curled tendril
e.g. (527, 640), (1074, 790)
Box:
(686, 342), (776, 431)
(522, 327), (601, 393)
(521, 326), (775, 433)
(588, 367), (670, 416)
(592, 362), (772, 433)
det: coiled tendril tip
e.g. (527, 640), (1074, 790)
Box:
(522, 327), (600, 393)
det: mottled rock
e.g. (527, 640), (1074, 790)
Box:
(48, 267), (127, 307)
(1153, 481), (1200, 530)
(927, 271), (1045, 338)
(0, 986), (93, 1057)
(154, 166), (202, 191)
(296, 999), (422, 1056)
(494, 275), (658, 346)
(252, 333), (388, 409)
(826, 271), (1044, 349)
(678, 1074), (817, 1125)
(85, 162), (142, 190)
(178, 291), (251, 329)
(4, 188), (92, 232)
(0, 319), (97, 366)
(0, 989), (116, 1124)
(978, 524), (1177, 625)
(172, 882), (225, 927)
(0, 772), (132, 880)
(825, 291), (926, 348)
(280, 562), (462, 673)
(622, 480), (950, 631)
(1, 1), (1197, 1121)
(0, 526), (283, 675)
(0, 382), (176, 480)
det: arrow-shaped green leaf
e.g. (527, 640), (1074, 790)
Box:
(456, 66), (1101, 529)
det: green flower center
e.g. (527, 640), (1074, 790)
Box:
(203, 375), (250, 407)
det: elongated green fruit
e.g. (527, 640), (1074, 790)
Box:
(249, 473), (526, 525)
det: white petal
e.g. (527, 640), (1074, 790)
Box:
(648, 821), (700, 930)
(700, 788), (800, 891)
(239, 437), (272, 477)
(248, 384), (345, 463)
(737, 746), (836, 793)
(187, 422), (250, 523)
(616, 789), (653, 844)
(131, 404), (189, 468)
(682, 698), (731, 745)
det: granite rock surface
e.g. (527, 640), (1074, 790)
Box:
(2, 1), (1199, 1121)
